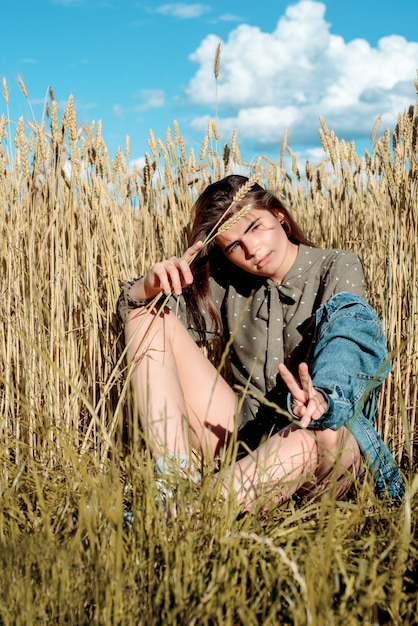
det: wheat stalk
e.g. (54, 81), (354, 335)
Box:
(1, 78), (416, 473)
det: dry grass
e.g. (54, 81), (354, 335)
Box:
(0, 76), (417, 624)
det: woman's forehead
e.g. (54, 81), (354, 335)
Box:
(216, 207), (269, 243)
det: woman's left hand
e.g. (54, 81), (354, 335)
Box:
(278, 362), (328, 428)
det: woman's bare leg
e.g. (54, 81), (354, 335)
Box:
(125, 306), (237, 460)
(125, 306), (360, 509)
(221, 425), (361, 510)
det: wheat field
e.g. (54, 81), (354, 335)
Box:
(0, 76), (417, 624)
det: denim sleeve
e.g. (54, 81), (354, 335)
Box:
(306, 292), (391, 432)
(285, 292), (404, 501)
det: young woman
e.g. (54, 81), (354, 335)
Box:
(118, 175), (404, 510)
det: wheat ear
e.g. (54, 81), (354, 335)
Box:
(216, 204), (253, 235)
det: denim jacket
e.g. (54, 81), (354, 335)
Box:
(289, 292), (404, 501)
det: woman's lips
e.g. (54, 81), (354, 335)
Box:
(256, 252), (271, 269)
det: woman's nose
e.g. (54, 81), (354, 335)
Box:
(243, 239), (257, 259)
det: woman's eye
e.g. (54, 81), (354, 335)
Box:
(229, 242), (240, 252)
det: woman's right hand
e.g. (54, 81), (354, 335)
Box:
(142, 240), (203, 298)
(278, 362), (328, 429)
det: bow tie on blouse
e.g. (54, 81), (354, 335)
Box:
(256, 283), (303, 321)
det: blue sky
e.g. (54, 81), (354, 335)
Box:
(1, 0), (417, 167)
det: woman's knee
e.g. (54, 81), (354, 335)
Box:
(125, 305), (177, 346)
(315, 427), (361, 472)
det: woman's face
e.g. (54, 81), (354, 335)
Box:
(215, 207), (298, 284)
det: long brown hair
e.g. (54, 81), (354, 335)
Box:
(185, 175), (313, 340)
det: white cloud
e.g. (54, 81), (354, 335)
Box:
(156, 3), (210, 19)
(216, 14), (245, 23)
(129, 156), (146, 172)
(112, 104), (123, 118)
(185, 0), (418, 152)
(137, 89), (165, 111)
(112, 90), (165, 118)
